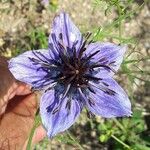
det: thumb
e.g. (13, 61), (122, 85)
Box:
(15, 82), (32, 96)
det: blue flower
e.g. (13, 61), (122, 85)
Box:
(8, 12), (132, 137)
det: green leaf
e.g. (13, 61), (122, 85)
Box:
(135, 144), (150, 150)
(99, 134), (108, 142)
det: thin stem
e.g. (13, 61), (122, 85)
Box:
(111, 134), (132, 150)
(116, 2), (122, 43)
(26, 109), (40, 150)
(112, 118), (126, 132)
(67, 131), (84, 150)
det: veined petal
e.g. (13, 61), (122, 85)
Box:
(40, 89), (82, 137)
(8, 49), (50, 88)
(49, 12), (82, 57)
(79, 77), (132, 118)
(85, 42), (127, 76)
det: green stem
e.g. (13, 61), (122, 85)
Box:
(112, 118), (126, 132)
(111, 134), (132, 150)
(116, 2), (122, 42)
(120, 70), (150, 75)
(123, 57), (150, 64)
(67, 131), (84, 150)
(26, 109), (40, 150)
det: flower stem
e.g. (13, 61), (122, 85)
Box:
(67, 131), (84, 150)
(26, 109), (40, 150)
(111, 134), (132, 150)
(112, 118), (126, 132)
(116, 2), (122, 43)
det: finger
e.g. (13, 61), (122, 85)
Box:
(0, 56), (32, 115)
(0, 82), (17, 115)
(32, 125), (46, 144)
(0, 56), (16, 114)
(0, 64), (15, 98)
(0, 81), (32, 115)
(23, 125), (46, 150)
(0, 93), (38, 150)
(15, 82), (32, 95)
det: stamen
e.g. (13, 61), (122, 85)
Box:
(58, 42), (66, 51)
(102, 82), (109, 87)
(62, 70), (75, 75)
(59, 53), (75, 70)
(58, 34), (68, 56)
(52, 106), (60, 115)
(89, 64), (116, 73)
(88, 86), (96, 94)
(57, 75), (66, 82)
(87, 39), (94, 45)
(88, 98), (95, 107)
(104, 88), (116, 96)
(109, 61), (116, 65)
(29, 58), (58, 71)
(36, 51), (51, 62)
(62, 84), (71, 99)
(32, 50), (48, 63)
(44, 82), (57, 92)
(48, 43), (59, 58)
(84, 50), (100, 62)
(83, 74), (102, 81)
(89, 81), (116, 96)
(84, 32), (92, 39)
(73, 46), (77, 59)
(75, 70), (79, 75)
(65, 100), (71, 110)
(65, 74), (76, 85)
(78, 32), (92, 58)
(78, 42), (87, 58)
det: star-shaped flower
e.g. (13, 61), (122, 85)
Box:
(8, 12), (132, 137)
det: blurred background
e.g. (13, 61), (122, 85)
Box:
(0, 0), (150, 149)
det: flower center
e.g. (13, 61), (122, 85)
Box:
(75, 70), (79, 75)
(55, 48), (102, 89)
(29, 32), (115, 96)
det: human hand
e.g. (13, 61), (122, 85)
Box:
(0, 56), (46, 150)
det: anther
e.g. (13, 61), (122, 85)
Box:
(75, 70), (79, 75)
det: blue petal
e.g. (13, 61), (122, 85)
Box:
(40, 90), (82, 137)
(49, 12), (82, 57)
(8, 49), (50, 88)
(85, 42), (127, 76)
(79, 77), (132, 118)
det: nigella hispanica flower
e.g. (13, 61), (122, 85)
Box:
(8, 13), (132, 137)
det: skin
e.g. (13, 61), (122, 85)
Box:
(0, 56), (46, 150)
